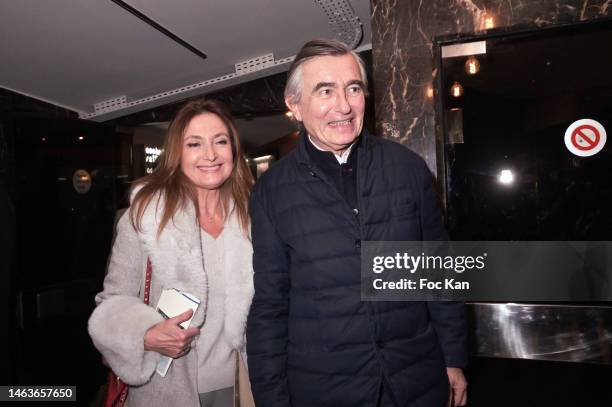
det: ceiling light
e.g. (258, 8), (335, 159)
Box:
(498, 169), (514, 185)
(450, 82), (463, 98)
(465, 57), (480, 75)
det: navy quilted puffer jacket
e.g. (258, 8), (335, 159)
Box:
(247, 131), (467, 407)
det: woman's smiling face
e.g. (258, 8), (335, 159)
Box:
(180, 112), (234, 191)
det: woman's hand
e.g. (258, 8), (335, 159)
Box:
(144, 309), (200, 358)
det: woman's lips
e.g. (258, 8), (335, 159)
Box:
(196, 164), (222, 172)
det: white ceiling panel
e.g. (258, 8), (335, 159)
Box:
(0, 0), (371, 121)
(0, 1), (206, 112)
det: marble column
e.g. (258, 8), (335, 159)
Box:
(371, 0), (612, 175)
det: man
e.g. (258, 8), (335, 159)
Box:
(247, 38), (467, 407)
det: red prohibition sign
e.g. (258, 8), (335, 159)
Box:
(571, 125), (600, 151)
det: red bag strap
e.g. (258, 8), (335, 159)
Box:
(143, 258), (152, 305)
(102, 257), (153, 407)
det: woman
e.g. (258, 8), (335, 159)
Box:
(88, 98), (255, 407)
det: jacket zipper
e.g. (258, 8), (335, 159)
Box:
(356, 146), (389, 405)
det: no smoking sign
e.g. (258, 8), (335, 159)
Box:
(564, 119), (607, 157)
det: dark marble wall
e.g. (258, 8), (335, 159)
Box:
(0, 88), (77, 191)
(0, 88), (77, 119)
(370, 0), (612, 175)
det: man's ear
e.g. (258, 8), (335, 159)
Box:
(285, 96), (302, 122)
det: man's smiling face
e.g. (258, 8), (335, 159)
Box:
(287, 53), (366, 155)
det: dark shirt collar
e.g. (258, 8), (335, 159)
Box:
(305, 134), (361, 169)
(296, 127), (372, 167)
(307, 135), (357, 164)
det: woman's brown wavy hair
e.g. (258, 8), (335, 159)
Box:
(129, 98), (254, 237)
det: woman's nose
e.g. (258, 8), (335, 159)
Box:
(203, 144), (217, 161)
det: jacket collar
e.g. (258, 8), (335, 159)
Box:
(295, 128), (375, 168)
(133, 189), (253, 349)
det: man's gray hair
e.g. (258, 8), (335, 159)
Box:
(284, 38), (368, 104)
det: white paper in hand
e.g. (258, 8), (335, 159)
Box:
(155, 288), (200, 377)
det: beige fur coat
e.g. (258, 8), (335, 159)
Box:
(88, 194), (253, 407)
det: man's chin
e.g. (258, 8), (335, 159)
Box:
(327, 131), (360, 145)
